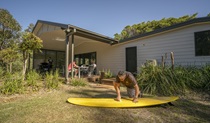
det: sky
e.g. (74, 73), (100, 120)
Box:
(0, 0), (210, 38)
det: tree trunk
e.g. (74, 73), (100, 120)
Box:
(22, 51), (29, 80)
(27, 53), (31, 72)
(6, 64), (9, 72)
(9, 63), (12, 73)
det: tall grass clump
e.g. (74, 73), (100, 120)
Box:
(44, 70), (60, 89)
(0, 72), (24, 94)
(70, 78), (87, 87)
(0, 67), (4, 80)
(26, 70), (41, 91)
(137, 65), (184, 96)
(201, 64), (210, 92)
(137, 64), (210, 96)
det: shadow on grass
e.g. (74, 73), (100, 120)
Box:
(145, 98), (210, 122)
(66, 89), (118, 98)
(176, 98), (210, 122)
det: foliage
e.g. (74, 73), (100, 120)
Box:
(0, 66), (4, 79)
(0, 8), (21, 50)
(137, 65), (210, 96)
(201, 64), (210, 91)
(19, 32), (43, 54)
(24, 23), (35, 32)
(26, 70), (41, 91)
(100, 69), (113, 78)
(114, 13), (197, 40)
(44, 70), (60, 89)
(0, 72), (24, 94)
(0, 47), (20, 72)
(19, 32), (43, 78)
(70, 78), (87, 86)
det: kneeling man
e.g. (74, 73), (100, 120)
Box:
(113, 71), (140, 103)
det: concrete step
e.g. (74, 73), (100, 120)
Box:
(87, 75), (100, 82)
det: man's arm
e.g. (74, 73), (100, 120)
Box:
(133, 84), (140, 103)
(113, 82), (121, 101)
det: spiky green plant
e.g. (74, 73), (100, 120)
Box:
(101, 69), (113, 78)
(138, 65), (183, 96)
(137, 64), (210, 96)
(201, 64), (210, 91)
(0, 67), (4, 80)
(0, 72), (24, 94)
(70, 78), (87, 87)
(44, 70), (60, 89)
(26, 70), (41, 91)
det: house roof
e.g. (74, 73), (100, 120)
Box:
(33, 20), (118, 45)
(118, 17), (210, 43)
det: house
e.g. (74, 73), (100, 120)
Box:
(33, 17), (210, 80)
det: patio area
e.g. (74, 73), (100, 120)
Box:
(32, 20), (118, 82)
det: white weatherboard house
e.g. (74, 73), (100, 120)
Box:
(33, 17), (210, 80)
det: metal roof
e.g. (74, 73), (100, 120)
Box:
(33, 20), (118, 45)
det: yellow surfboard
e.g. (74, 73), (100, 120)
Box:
(67, 96), (179, 108)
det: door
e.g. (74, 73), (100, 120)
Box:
(126, 47), (137, 75)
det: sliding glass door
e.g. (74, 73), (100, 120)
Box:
(75, 52), (96, 66)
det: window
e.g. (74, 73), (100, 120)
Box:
(33, 49), (65, 70)
(75, 52), (96, 66)
(195, 30), (210, 56)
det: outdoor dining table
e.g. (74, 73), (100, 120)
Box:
(78, 66), (89, 78)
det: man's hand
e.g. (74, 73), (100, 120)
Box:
(132, 97), (138, 103)
(114, 96), (121, 102)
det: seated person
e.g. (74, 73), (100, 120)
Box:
(88, 61), (97, 76)
(68, 61), (79, 76)
(48, 57), (53, 71)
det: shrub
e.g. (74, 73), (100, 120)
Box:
(44, 70), (60, 89)
(201, 65), (210, 91)
(26, 70), (41, 91)
(0, 67), (4, 80)
(138, 65), (181, 96)
(100, 69), (113, 78)
(0, 72), (24, 94)
(137, 65), (210, 96)
(70, 78), (87, 87)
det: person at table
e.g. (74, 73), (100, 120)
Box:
(88, 61), (97, 76)
(68, 61), (79, 77)
(48, 57), (53, 71)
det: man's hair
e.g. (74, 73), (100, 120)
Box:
(118, 70), (125, 77)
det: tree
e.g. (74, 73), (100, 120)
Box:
(0, 8), (21, 50)
(24, 23), (35, 71)
(19, 32), (42, 79)
(115, 13), (198, 40)
(0, 47), (20, 72)
(24, 23), (34, 33)
(207, 13), (210, 17)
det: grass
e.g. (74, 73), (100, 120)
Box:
(137, 65), (210, 96)
(0, 83), (210, 123)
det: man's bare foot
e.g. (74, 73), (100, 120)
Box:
(114, 98), (121, 102)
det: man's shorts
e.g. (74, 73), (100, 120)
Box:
(127, 88), (135, 98)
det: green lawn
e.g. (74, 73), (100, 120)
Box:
(0, 83), (210, 123)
